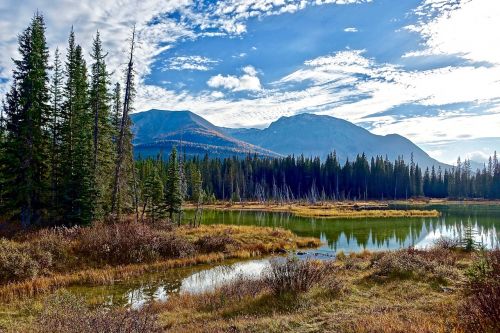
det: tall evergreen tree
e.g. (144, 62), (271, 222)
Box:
(165, 147), (182, 221)
(111, 82), (121, 136)
(89, 31), (114, 218)
(2, 14), (51, 226)
(143, 166), (165, 223)
(59, 30), (93, 225)
(48, 47), (64, 219)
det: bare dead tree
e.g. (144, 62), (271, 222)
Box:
(111, 26), (136, 221)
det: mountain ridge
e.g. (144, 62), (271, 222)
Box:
(131, 110), (448, 168)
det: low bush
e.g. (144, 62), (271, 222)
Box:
(372, 248), (458, 281)
(433, 237), (460, 250)
(157, 233), (196, 258)
(263, 257), (333, 295)
(0, 238), (52, 283)
(460, 249), (500, 332)
(194, 234), (237, 253)
(77, 222), (195, 265)
(36, 290), (161, 333)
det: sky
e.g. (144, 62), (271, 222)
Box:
(0, 0), (499, 165)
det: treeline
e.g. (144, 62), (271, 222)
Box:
(137, 151), (500, 203)
(0, 14), (138, 226)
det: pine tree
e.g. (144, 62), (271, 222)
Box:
(89, 31), (114, 218)
(111, 82), (121, 136)
(165, 147), (182, 222)
(48, 47), (64, 220)
(59, 30), (93, 225)
(143, 167), (166, 223)
(0, 101), (7, 211)
(2, 14), (51, 226)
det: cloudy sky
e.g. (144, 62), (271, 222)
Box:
(1, 0), (499, 164)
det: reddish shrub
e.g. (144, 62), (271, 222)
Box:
(194, 234), (237, 253)
(37, 291), (161, 333)
(461, 250), (500, 332)
(263, 257), (333, 295)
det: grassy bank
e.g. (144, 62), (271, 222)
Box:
(3, 247), (499, 333)
(188, 201), (441, 218)
(0, 223), (319, 303)
(150, 248), (499, 333)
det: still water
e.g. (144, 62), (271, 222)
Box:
(186, 204), (500, 253)
(71, 204), (499, 308)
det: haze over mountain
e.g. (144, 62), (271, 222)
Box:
(224, 113), (448, 168)
(132, 110), (447, 169)
(131, 109), (279, 159)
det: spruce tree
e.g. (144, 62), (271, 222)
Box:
(49, 47), (64, 220)
(165, 147), (182, 222)
(112, 82), (121, 136)
(143, 167), (166, 223)
(2, 14), (51, 226)
(89, 31), (114, 218)
(59, 30), (93, 225)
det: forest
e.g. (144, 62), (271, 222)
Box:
(0, 14), (138, 227)
(139, 151), (500, 205)
(1, 13), (500, 231)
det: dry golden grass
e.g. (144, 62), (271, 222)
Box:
(0, 225), (319, 303)
(155, 250), (471, 333)
(0, 248), (485, 333)
(192, 201), (441, 218)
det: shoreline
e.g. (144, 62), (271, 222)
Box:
(185, 201), (443, 218)
(0, 225), (320, 303)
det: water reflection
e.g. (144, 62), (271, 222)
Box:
(71, 204), (500, 309)
(185, 205), (500, 253)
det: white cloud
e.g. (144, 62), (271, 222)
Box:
(164, 56), (218, 71)
(0, 0), (370, 99)
(344, 27), (358, 32)
(405, 0), (500, 64)
(207, 66), (262, 91)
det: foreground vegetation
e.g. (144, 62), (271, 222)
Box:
(0, 221), (319, 303)
(189, 201), (440, 219)
(1, 244), (498, 333)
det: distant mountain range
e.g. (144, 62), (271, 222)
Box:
(131, 109), (279, 159)
(131, 109), (448, 169)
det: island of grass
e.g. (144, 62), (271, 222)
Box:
(187, 201), (441, 219)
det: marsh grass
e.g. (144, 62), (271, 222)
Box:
(194, 201), (440, 219)
(0, 224), (319, 302)
(157, 249), (470, 333)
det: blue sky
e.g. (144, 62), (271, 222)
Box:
(1, 0), (499, 164)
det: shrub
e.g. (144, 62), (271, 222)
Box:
(372, 248), (458, 281)
(157, 233), (196, 258)
(77, 222), (196, 265)
(460, 250), (500, 332)
(263, 257), (332, 295)
(194, 234), (237, 253)
(78, 222), (160, 264)
(433, 237), (460, 250)
(0, 238), (51, 282)
(36, 291), (161, 333)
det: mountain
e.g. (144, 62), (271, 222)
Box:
(131, 110), (447, 169)
(130, 109), (279, 159)
(222, 113), (448, 169)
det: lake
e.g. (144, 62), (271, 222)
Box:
(70, 204), (500, 308)
(186, 203), (500, 253)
